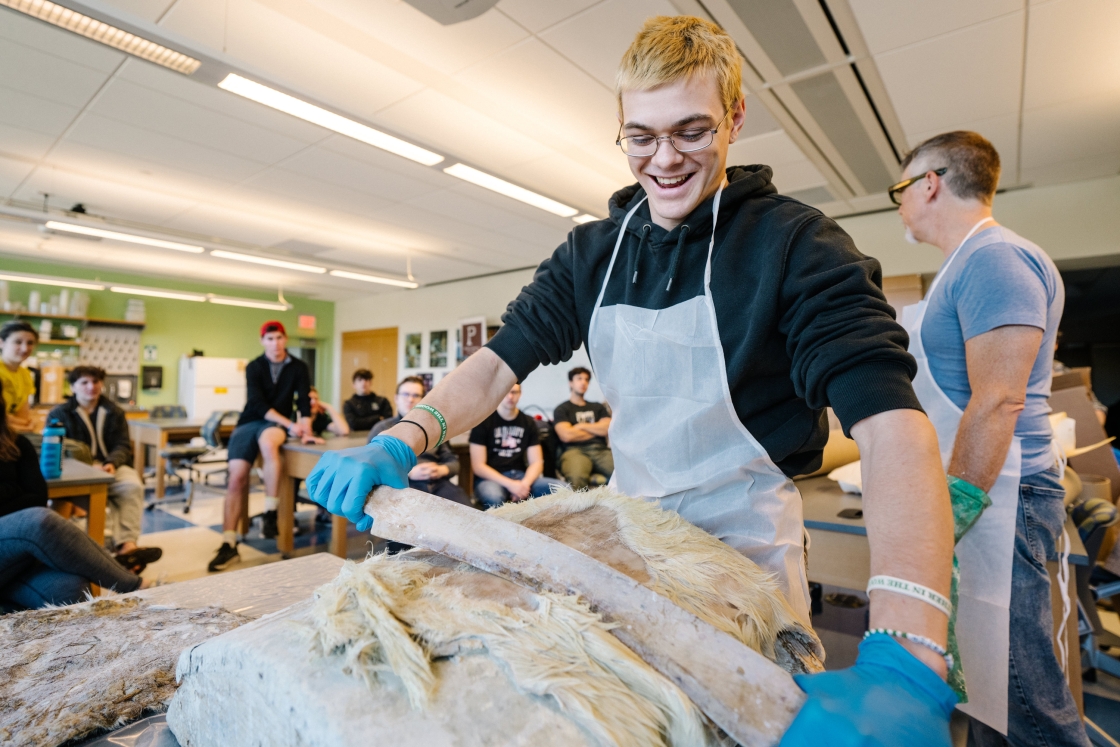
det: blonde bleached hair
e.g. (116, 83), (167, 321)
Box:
(616, 16), (743, 117)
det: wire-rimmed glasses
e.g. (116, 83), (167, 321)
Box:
(617, 109), (732, 157)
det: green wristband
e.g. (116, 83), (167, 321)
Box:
(413, 404), (447, 447)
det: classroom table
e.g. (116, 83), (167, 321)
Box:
(277, 436), (371, 558)
(129, 418), (235, 499)
(48, 458), (116, 548)
(797, 474), (1088, 712)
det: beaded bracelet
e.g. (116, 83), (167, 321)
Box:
(864, 628), (954, 671)
(867, 575), (952, 617)
(396, 419), (429, 454)
(412, 404), (447, 447)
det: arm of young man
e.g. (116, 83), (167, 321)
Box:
(577, 416), (611, 437)
(104, 408), (134, 470)
(554, 421), (594, 443)
(325, 404), (350, 437)
(948, 325), (1042, 488)
(7, 400), (34, 431)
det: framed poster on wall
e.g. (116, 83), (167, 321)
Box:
(459, 316), (486, 360)
(429, 330), (448, 368)
(405, 332), (422, 368)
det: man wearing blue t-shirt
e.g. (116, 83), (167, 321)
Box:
(894, 131), (1084, 746)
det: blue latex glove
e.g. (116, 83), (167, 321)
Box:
(781, 634), (957, 747)
(305, 435), (416, 532)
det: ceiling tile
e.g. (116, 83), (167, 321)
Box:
(162, 203), (304, 246)
(223, 0), (426, 122)
(1020, 152), (1120, 187)
(767, 159), (829, 194)
(99, 0), (178, 22)
(537, 0), (678, 89)
(242, 166), (396, 217)
(64, 113), (271, 182)
(0, 155), (35, 197)
(496, 0), (603, 34)
(1022, 0), (1120, 110)
(729, 130), (811, 167)
(372, 88), (554, 171)
(90, 78), (320, 164)
(0, 123), (61, 163)
(11, 164), (198, 223)
(157, 0), (229, 51)
(453, 38), (618, 149)
(875, 11), (1024, 138)
(1021, 96), (1120, 170)
(0, 85), (78, 136)
(275, 146), (437, 203)
(849, 0), (1021, 55)
(0, 10), (126, 71)
(0, 38), (114, 108)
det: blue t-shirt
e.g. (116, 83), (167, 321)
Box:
(921, 225), (1064, 476)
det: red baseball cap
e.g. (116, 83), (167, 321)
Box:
(260, 320), (287, 337)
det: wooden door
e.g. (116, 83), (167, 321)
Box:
(340, 328), (399, 409)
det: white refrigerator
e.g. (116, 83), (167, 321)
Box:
(178, 356), (248, 420)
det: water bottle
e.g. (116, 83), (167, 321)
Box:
(41, 419), (64, 479)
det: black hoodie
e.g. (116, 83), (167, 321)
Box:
(486, 165), (921, 477)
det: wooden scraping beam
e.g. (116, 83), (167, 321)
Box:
(365, 486), (806, 746)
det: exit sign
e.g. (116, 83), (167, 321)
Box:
(298, 315), (316, 331)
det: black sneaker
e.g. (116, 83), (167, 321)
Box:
(115, 546), (163, 573)
(261, 510), (278, 539)
(208, 542), (240, 572)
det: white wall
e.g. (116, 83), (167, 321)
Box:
(837, 174), (1120, 276)
(333, 268), (602, 416)
(335, 175), (1120, 411)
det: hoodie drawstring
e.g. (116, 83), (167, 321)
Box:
(665, 224), (690, 292)
(632, 224), (651, 284)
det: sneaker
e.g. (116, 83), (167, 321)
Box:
(208, 542), (240, 572)
(115, 546), (163, 573)
(261, 510), (279, 539)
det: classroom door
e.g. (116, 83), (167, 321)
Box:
(340, 328), (398, 409)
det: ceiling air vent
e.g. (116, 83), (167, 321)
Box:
(403, 0), (499, 25)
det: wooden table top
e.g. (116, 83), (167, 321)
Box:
(281, 435), (370, 455)
(47, 459), (117, 487)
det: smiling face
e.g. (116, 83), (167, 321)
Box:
(73, 375), (103, 408)
(1, 331), (36, 368)
(619, 73), (744, 230)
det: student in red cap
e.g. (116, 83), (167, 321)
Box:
(209, 320), (314, 572)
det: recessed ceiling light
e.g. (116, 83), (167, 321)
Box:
(210, 250), (326, 274)
(218, 74), (444, 166)
(328, 269), (419, 289)
(45, 221), (205, 253)
(207, 295), (289, 310)
(443, 163), (578, 218)
(0, 0), (201, 74)
(0, 271), (105, 291)
(110, 286), (207, 302)
(572, 214), (598, 224)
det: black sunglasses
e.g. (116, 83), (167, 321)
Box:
(888, 167), (947, 205)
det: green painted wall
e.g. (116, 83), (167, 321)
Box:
(0, 257), (335, 407)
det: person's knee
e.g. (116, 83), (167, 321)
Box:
(475, 481), (506, 508)
(227, 461), (251, 489)
(19, 506), (64, 540)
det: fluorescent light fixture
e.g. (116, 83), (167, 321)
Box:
(572, 214), (598, 224)
(207, 295), (289, 310)
(45, 221), (205, 253)
(210, 250), (326, 274)
(443, 163), (577, 218)
(328, 269), (419, 289)
(110, 286), (206, 302)
(0, 271), (105, 291)
(218, 74), (444, 166)
(0, 0), (200, 74)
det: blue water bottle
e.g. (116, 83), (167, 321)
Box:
(40, 418), (64, 480)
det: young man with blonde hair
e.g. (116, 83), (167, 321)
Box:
(895, 131), (1082, 745)
(310, 16), (958, 742)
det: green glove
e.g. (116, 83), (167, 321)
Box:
(943, 475), (993, 700)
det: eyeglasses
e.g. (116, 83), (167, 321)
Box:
(616, 109), (732, 157)
(888, 167), (947, 205)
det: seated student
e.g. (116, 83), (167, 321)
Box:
(309, 387), (349, 437)
(343, 369), (393, 432)
(0, 321), (38, 433)
(553, 367), (614, 490)
(209, 321), (315, 572)
(370, 376), (472, 508)
(0, 384), (145, 609)
(469, 383), (566, 507)
(48, 366), (161, 572)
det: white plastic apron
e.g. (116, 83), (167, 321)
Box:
(900, 218), (1017, 733)
(588, 187), (811, 626)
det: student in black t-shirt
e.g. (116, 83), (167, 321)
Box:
(308, 387), (349, 437)
(343, 369), (393, 432)
(553, 366), (614, 490)
(469, 383), (566, 507)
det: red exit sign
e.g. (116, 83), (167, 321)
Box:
(298, 315), (316, 331)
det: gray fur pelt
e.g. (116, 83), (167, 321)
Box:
(0, 596), (245, 747)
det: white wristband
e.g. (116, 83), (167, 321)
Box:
(866, 575), (952, 617)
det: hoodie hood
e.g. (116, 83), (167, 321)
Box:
(607, 164), (777, 236)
